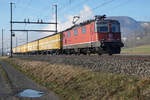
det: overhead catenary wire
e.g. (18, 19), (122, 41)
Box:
(91, 0), (116, 11)
(57, 0), (76, 12)
(13, 0), (46, 21)
(59, 0), (117, 24)
(106, 0), (130, 13)
(62, 0), (116, 24)
(58, 0), (91, 15)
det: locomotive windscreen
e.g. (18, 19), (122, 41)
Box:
(96, 23), (108, 32)
(95, 21), (120, 33)
(111, 22), (120, 32)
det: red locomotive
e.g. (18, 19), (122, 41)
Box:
(13, 15), (124, 55)
(62, 15), (124, 55)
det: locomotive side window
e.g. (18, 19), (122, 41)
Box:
(97, 23), (108, 32)
(74, 29), (78, 36)
(68, 32), (71, 37)
(111, 23), (120, 32)
(82, 27), (86, 34)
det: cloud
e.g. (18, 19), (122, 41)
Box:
(42, 13), (74, 33)
(43, 4), (93, 33)
(42, 14), (58, 35)
(58, 15), (74, 31)
(78, 5), (94, 23)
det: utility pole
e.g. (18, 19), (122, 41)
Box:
(26, 31), (28, 44)
(26, 31), (28, 53)
(54, 4), (57, 33)
(16, 37), (17, 47)
(10, 2), (14, 57)
(1, 29), (4, 56)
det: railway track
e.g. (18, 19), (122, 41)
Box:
(14, 54), (150, 78)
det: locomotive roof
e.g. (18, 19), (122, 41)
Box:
(62, 18), (119, 32)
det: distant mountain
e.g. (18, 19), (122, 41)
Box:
(108, 16), (145, 37)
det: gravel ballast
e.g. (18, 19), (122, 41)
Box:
(15, 55), (150, 78)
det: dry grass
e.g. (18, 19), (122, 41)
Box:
(2, 57), (150, 100)
(0, 64), (11, 88)
(121, 44), (150, 54)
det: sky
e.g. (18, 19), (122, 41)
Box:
(0, 0), (150, 51)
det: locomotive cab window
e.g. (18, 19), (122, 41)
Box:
(74, 29), (78, 36)
(82, 27), (86, 34)
(96, 23), (108, 32)
(111, 23), (120, 32)
(67, 32), (71, 37)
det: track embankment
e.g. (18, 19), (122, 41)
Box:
(0, 58), (60, 100)
(15, 55), (150, 77)
(3, 55), (150, 100)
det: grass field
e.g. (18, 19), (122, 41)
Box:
(121, 44), (150, 54)
(2, 57), (150, 100)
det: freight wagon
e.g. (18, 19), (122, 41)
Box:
(13, 33), (62, 55)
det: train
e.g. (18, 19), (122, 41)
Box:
(13, 15), (124, 55)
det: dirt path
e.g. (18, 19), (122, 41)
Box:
(0, 70), (17, 100)
(0, 60), (60, 100)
